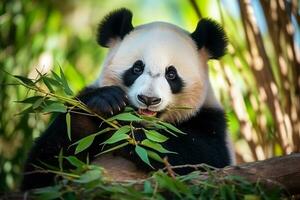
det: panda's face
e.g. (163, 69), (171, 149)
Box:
(99, 23), (208, 122)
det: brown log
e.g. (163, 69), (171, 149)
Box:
(218, 153), (300, 195)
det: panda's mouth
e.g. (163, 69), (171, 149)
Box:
(138, 109), (157, 116)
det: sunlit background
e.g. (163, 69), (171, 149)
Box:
(1, 0), (299, 191)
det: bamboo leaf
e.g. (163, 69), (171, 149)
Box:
(59, 67), (73, 96)
(58, 149), (63, 171)
(102, 126), (130, 144)
(143, 181), (153, 194)
(107, 113), (142, 122)
(135, 145), (153, 168)
(43, 76), (61, 87)
(32, 97), (44, 109)
(17, 106), (34, 115)
(141, 139), (176, 154)
(75, 134), (96, 154)
(124, 107), (134, 112)
(42, 77), (54, 92)
(105, 133), (128, 144)
(66, 112), (71, 141)
(144, 130), (168, 143)
(51, 70), (62, 83)
(97, 142), (128, 156)
(70, 128), (113, 147)
(159, 121), (185, 134)
(34, 185), (62, 200)
(43, 102), (67, 113)
(75, 169), (101, 183)
(16, 96), (44, 104)
(147, 150), (164, 163)
(14, 75), (35, 86)
(64, 156), (85, 168)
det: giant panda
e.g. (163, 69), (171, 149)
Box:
(21, 8), (235, 190)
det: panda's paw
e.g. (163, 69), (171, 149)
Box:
(85, 86), (129, 117)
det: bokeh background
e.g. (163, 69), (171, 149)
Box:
(0, 0), (299, 191)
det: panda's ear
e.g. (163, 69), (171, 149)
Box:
(190, 19), (228, 59)
(97, 8), (134, 48)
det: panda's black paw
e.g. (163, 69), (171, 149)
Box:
(79, 86), (129, 117)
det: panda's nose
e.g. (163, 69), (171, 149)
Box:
(137, 95), (161, 106)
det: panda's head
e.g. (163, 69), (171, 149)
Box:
(95, 8), (227, 123)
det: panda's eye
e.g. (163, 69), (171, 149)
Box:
(165, 66), (177, 80)
(132, 60), (144, 75)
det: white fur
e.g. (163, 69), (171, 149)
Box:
(94, 22), (216, 121)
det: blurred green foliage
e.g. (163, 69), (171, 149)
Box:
(0, 0), (200, 191)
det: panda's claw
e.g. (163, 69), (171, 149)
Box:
(79, 85), (128, 117)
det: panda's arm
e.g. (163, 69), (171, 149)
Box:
(21, 86), (128, 190)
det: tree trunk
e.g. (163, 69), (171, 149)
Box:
(218, 153), (300, 195)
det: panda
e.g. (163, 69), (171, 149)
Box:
(21, 8), (235, 190)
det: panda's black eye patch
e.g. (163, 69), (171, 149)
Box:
(132, 60), (144, 75)
(165, 66), (184, 94)
(165, 66), (177, 80)
(122, 60), (145, 87)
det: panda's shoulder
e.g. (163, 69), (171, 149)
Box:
(177, 107), (227, 136)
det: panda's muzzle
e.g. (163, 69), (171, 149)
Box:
(136, 94), (162, 116)
(137, 95), (161, 106)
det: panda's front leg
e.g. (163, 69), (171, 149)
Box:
(21, 85), (128, 190)
(77, 85), (129, 117)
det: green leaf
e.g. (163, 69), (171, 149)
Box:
(43, 76), (61, 87)
(244, 195), (260, 200)
(75, 169), (101, 183)
(159, 121), (185, 134)
(107, 113), (142, 122)
(34, 185), (62, 200)
(66, 112), (71, 141)
(65, 156), (85, 168)
(75, 134), (96, 154)
(135, 145), (153, 168)
(51, 70), (62, 83)
(147, 150), (164, 163)
(144, 130), (168, 143)
(43, 102), (67, 113)
(143, 181), (153, 194)
(70, 128), (113, 147)
(42, 77), (54, 92)
(152, 123), (167, 130)
(17, 106), (34, 115)
(58, 149), (63, 171)
(141, 139), (176, 154)
(103, 133), (129, 144)
(124, 106), (134, 112)
(14, 75), (35, 86)
(60, 67), (73, 96)
(97, 142), (128, 156)
(102, 126), (130, 145)
(32, 97), (44, 109)
(16, 96), (44, 104)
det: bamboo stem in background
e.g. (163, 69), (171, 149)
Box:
(191, 0), (300, 162)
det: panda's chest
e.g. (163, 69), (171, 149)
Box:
(92, 153), (148, 181)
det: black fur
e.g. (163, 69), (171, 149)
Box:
(165, 66), (184, 94)
(78, 86), (129, 117)
(21, 86), (231, 190)
(97, 8), (134, 47)
(122, 60), (145, 87)
(190, 18), (228, 59)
